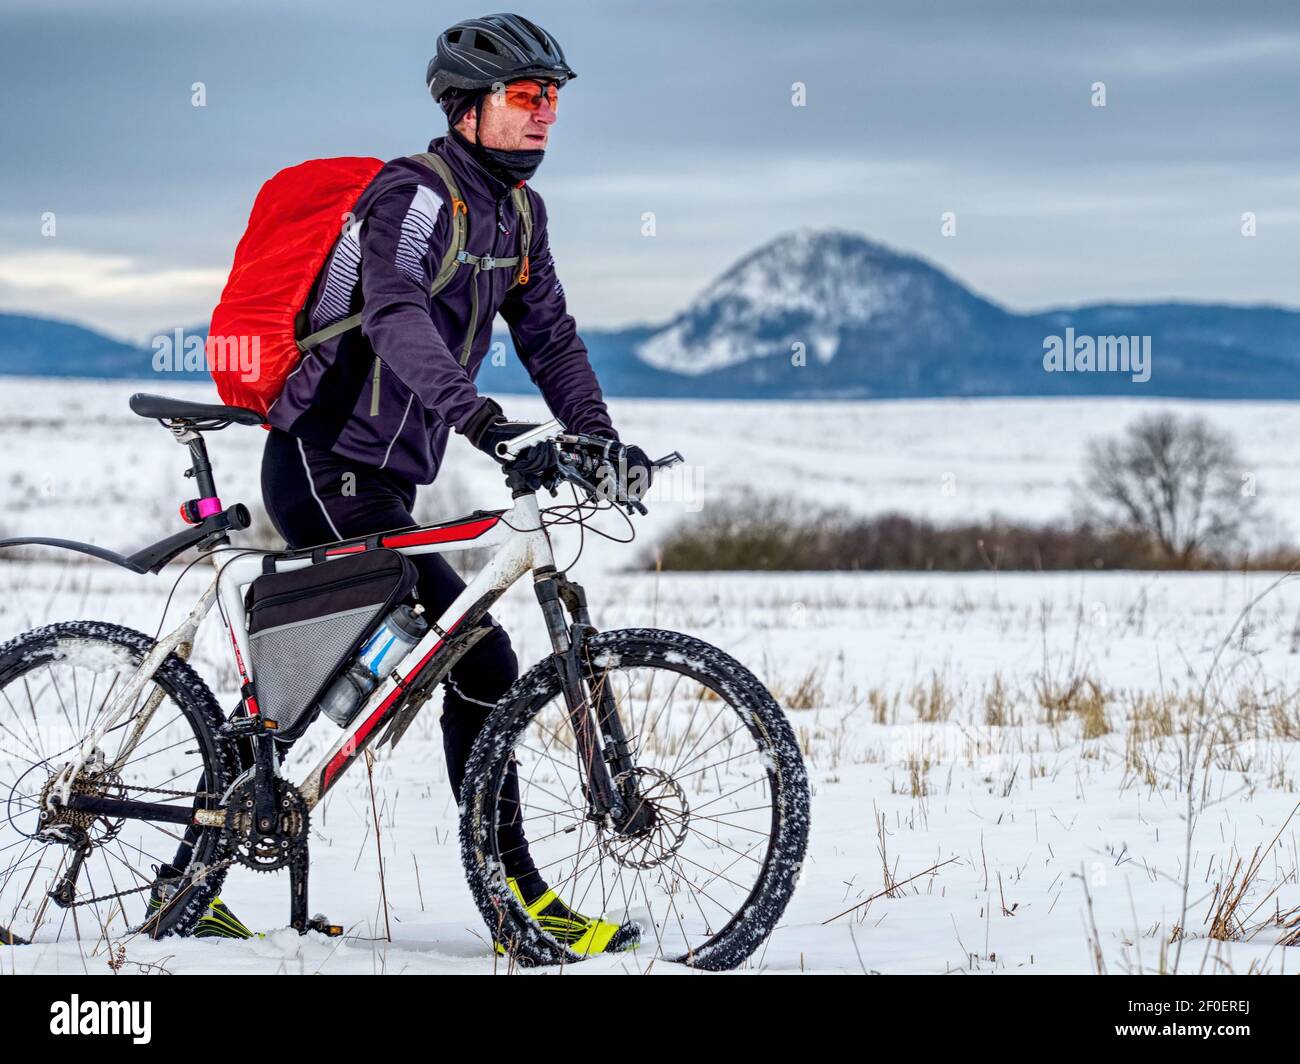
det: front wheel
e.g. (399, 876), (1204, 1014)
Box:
(459, 628), (810, 970)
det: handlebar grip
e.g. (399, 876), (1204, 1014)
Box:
(497, 418), (565, 459)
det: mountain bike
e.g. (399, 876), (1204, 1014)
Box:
(0, 392), (810, 969)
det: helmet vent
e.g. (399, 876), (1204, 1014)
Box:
(428, 14), (576, 99)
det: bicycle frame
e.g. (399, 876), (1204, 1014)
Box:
(54, 488), (559, 817)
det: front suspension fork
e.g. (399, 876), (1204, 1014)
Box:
(534, 571), (649, 833)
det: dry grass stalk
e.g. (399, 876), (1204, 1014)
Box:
(1037, 674), (1110, 738)
(911, 670), (955, 723)
(983, 674), (1017, 727)
(364, 749), (392, 943)
(781, 667), (824, 711)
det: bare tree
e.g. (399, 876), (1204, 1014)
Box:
(1080, 412), (1254, 563)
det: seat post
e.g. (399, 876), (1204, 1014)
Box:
(167, 422), (223, 520)
(187, 435), (219, 503)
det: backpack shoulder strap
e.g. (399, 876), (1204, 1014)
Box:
(510, 185), (533, 288)
(409, 152), (468, 298)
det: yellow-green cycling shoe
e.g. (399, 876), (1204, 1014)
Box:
(192, 897), (260, 940)
(144, 871), (260, 940)
(498, 876), (640, 956)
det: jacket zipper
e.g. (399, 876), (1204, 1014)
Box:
(369, 357), (382, 416)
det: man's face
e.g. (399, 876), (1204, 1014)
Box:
(458, 79), (560, 151)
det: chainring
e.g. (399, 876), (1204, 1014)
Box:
(223, 776), (308, 872)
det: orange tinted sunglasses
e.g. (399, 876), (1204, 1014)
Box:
(499, 79), (560, 113)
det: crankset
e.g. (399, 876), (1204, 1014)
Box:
(223, 775), (308, 872)
(222, 775), (340, 936)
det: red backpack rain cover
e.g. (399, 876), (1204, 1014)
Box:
(207, 157), (384, 416)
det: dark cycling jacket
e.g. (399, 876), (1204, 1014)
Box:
(266, 133), (616, 485)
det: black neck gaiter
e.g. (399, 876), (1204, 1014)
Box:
(450, 127), (545, 186)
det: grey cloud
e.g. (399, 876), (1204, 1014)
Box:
(0, 0), (1296, 337)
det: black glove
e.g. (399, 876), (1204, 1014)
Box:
(463, 397), (541, 465)
(588, 434), (654, 506)
(502, 440), (561, 494)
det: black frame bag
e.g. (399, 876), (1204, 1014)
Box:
(245, 548), (418, 740)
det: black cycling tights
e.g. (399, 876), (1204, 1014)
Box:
(248, 427), (546, 902)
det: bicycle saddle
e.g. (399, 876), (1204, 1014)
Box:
(129, 393), (264, 427)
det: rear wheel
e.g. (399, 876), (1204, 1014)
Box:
(0, 622), (235, 948)
(459, 628), (810, 970)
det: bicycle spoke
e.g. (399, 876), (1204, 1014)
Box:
(663, 813), (768, 869)
(671, 741), (761, 783)
(516, 804), (586, 825)
(669, 702), (734, 779)
(689, 775), (771, 816)
(2, 681), (45, 762)
(666, 807), (772, 837)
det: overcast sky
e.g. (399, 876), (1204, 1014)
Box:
(1, 0), (1297, 341)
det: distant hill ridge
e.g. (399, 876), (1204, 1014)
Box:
(3, 229), (1298, 399)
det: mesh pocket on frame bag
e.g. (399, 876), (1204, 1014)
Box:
(245, 548), (418, 740)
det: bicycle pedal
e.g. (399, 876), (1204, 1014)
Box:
(219, 715), (278, 738)
(304, 913), (343, 937)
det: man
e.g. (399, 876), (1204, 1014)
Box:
(157, 13), (650, 953)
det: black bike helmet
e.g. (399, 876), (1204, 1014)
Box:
(426, 13), (576, 102)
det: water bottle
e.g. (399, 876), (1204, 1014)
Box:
(319, 604), (428, 728)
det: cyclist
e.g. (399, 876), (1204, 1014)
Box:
(152, 13), (652, 951)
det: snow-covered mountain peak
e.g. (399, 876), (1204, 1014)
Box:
(636, 229), (981, 376)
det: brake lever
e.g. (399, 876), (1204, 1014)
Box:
(556, 453), (650, 515)
(652, 451), (684, 470)
(555, 453), (602, 500)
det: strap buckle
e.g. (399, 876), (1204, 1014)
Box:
(480, 255), (496, 271)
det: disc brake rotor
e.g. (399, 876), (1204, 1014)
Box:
(600, 767), (689, 870)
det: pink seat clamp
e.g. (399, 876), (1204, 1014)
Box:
(197, 497), (223, 519)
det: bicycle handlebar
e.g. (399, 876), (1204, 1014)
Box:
(496, 419), (684, 515)
(494, 419), (559, 460)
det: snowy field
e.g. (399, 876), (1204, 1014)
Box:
(4, 379), (1300, 974)
(5, 377), (1300, 563)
